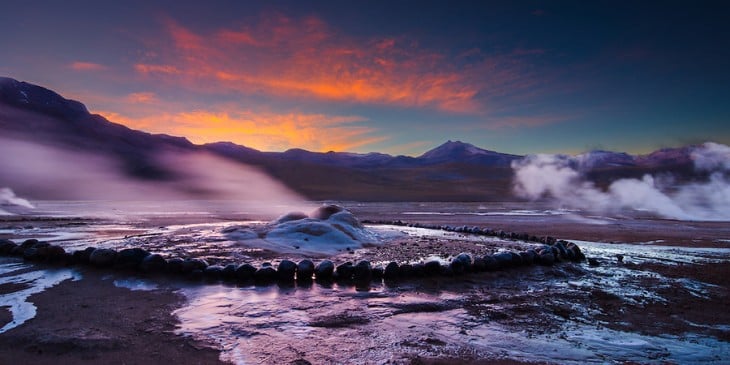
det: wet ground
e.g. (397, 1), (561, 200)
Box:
(1, 201), (729, 364)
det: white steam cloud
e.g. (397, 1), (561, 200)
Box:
(0, 187), (34, 215)
(0, 137), (313, 217)
(512, 142), (730, 221)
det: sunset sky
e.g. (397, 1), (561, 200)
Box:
(1, 1), (728, 155)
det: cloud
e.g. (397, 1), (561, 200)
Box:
(69, 61), (107, 72)
(132, 15), (539, 113)
(691, 141), (730, 171)
(0, 137), (313, 216)
(126, 92), (158, 104)
(511, 142), (730, 221)
(0, 187), (34, 215)
(134, 64), (181, 74)
(98, 109), (384, 152)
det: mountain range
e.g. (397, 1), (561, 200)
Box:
(0, 76), (700, 201)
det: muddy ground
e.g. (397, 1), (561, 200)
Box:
(0, 207), (729, 364)
(0, 267), (224, 365)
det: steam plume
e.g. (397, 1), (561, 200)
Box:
(511, 142), (730, 221)
(0, 137), (313, 217)
(0, 187), (34, 215)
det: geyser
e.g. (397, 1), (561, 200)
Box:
(511, 142), (730, 221)
(223, 205), (378, 255)
(0, 137), (313, 217)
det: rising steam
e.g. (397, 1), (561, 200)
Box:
(0, 137), (313, 217)
(511, 142), (730, 221)
(0, 187), (34, 215)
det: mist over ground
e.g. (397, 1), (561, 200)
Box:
(0, 137), (312, 216)
(512, 142), (730, 221)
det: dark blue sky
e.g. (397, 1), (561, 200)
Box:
(1, 1), (728, 155)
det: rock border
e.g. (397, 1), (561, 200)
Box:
(0, 223), (585, 287)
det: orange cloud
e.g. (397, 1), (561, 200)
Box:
(134, 64), (181, 75)
(69, 61), (107, 71)
(126, 92), (158, 104)
(99, 109), (384, 152)
(133, 15), (536, 113)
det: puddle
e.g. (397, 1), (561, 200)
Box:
(0, 257), (80, 333)
(173, 270), (729, 364)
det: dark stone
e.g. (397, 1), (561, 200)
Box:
(20, 239), (39, 250)
(383, 262), (399, 280)
(554, 241), (570, 260)
(166, 257), (184, 273)
(222, 264), (237, 279)
(254, 266), (277, 283)
(450, 253), (472, 275)
(588, 257), (601, 267)
(352, 261), (372, 283)
(23, 247), (39, 261)
(566, 242), (585, 261)
(371, 266), (384, 280)
(483, 255), (499, 271)
(492, 252), (515, 269)
(616, 254), (624, 263)
(61, 252), (74, 265)
(277, 260), (297, 281)
(0, 240), (17, 254)
(73, 247), (96, 264)
(10, 245), (25, 256)
(31, 242), (50, 249)
(235, 263), (257, 281)
(28, 243), (53, 260)
(519, 250), (537, 265)
(472, 257), (486, 272)
(549, 246), (561, 262)
(204, 265), (225, 280)
(314, 260), (335, 280)
(44, 245), (66, 262)
(180, 258), (208, 273)
(89, 248), (117, 267)
(114, 248), (151, 270)
(398, 263), (414, 278)
(411, 262), (425, 277)
(423, 261), (442, 276)
(297, 260), (315, 281)
(509, 252), (524, 266)
(188, 269), (204, 281)
(140, 254), (167, 273)
(536, 249), (555, 266)
(335, 262), (354, 281)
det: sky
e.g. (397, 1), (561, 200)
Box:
(1, 1), (729, 156)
